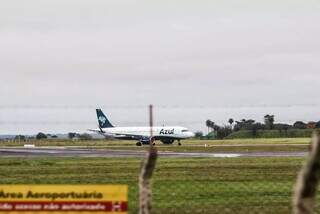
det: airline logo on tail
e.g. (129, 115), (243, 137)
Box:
(96, 109), (114, 128)
(98, 116), (107, 126)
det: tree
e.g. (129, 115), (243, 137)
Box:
(250, 123), (266, 137)
(68, 132), (77, 139)
(14, 135), (26, 141)
(274, 123), (292, 130)
(213, 125), (220, 132)
(206, 120), (211, 134)
(316, 121), (320, 128)
(293, 121), (307, 129)
(194, 131), (204, 138)
(273, 123), (291, 136)
(264, 115), (275, 130)
(233, 119), (257, 131)
(228, 118), (234, 129)
(216, 126), (232, 139)
(205, 120), (215, 134)
(36, 132), (47, 140)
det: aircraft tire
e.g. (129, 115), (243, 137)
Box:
(161, 140), (174, 145)
(136, 142), (142, 146)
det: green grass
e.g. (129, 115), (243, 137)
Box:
(0, 138), (311, 147)
(193, 138), (311, 145)
(87, 145), (309, 153)
(0, 138), (311, 153)
(0, 156), (310, 213)
(227, 129), (318, 139)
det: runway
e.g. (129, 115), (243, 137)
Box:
(0, 147), (308, 158)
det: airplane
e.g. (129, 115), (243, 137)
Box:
(89, 109), (195, 146)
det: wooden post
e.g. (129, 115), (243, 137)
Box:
(139, 105), (158, 214)
(293, 132), (320, 214)
(149, 105), (153, 139)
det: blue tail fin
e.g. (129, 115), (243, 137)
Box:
(96, 109), (114, 128)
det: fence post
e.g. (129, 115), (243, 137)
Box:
(139, 146), (158, 214)
(139, 105), (158, 214)
(293, 132), (320, 214)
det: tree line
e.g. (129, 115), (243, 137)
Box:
(9, 132), (93, 142)
(202, 115), (320, 139)
(8, 115), (320, 141)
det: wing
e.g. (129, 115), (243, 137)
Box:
(111, 133), (148, 140)
(87, 129), (102, 134)
(88, 129), (147, 140)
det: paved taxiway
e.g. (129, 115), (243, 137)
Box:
(0, 147), (307, 158)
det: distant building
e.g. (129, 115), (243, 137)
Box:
(307, 121), (317, 129)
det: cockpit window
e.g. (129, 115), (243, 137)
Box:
(182, 129), (189, 132)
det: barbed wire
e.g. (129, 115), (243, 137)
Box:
(0, 104), (319, 110)
(0, 121), (204, 125)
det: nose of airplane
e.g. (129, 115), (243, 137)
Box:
(189, 131), (195, 138)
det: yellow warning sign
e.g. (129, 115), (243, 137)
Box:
(0, 185), (127, 214)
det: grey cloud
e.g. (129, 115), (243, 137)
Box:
(1, 0), (320, 134)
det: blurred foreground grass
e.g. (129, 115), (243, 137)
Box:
(0, 156), (308, 213)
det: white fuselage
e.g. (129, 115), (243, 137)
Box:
(97, 126), (194, 140)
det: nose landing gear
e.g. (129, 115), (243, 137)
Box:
(136, 137), (156, 146)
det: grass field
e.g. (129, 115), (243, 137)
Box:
(0, 156), (311, 213)
(0, 138), (312, 153)
(0, 138), (311, 146)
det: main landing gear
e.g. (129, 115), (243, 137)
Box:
(136, 139), (181, 146)
(136, 141), (155, 146)
(160, 139), (182, 146)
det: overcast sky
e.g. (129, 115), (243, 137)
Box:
(1, 1), (320, 134)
